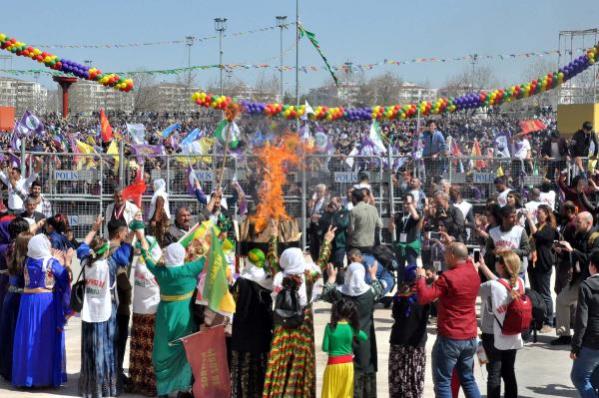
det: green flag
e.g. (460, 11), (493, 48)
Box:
(299, 24), (339, 86)
(214, 120), (240, 149)
(201, 228), (236, 316)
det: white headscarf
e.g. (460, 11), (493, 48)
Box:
(149, 179), (171, 220)
(27, 234), (53, 272)
(273, 248), (308, 306)
(338, 262), (370, 297)
(164, 242), (185, 268)
(240, 263), (273, 291)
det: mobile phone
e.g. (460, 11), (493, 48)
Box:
(429, 231), (440, 240)
(473, 249), (481, 263)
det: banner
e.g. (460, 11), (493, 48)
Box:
(192, 41), (599, 122)
(181, 326), (231, 398)
(299, 24), (338, 86)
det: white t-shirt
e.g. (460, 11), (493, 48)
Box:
(81, 260), (113, 323)
(489, 277), (525, 350)
(524, 200), (542, 224)
(489, 225), (525, 252)
(132, 237), (161, 314)
(514, 139), (531, 160)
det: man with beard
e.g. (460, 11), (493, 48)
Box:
(29, 180), (52, 218)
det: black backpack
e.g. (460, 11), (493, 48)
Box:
(273, 280), (304, 329)
(525, 287), (547, 331)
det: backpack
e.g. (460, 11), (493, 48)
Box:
(494, 279), (533, 335)
(524, 287), (548, 331)
(273, 282), (304, 329)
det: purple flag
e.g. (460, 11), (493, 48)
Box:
(131, 144), (165, 163)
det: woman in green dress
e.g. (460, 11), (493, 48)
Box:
(134, 227), (204, 398)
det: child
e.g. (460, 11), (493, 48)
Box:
(321, 299), (367, 398)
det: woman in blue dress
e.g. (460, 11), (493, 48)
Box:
(0, 229), (32, 381)
(12, 233), (72, 388)
(77, 215), (133, 398)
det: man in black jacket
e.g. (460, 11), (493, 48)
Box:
(553, 211), (599, 345)
(570, 121), (598, 173)
(428, 191), (466, 242)
(570, 250), (599, 396)
(541, 129), (570, 178)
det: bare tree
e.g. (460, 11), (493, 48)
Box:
(130, 72), (161, 113)
(444, 65), (500, 96)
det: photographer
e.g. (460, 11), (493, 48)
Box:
(389, 193), (422, 282)
(427, 191), (466, 243)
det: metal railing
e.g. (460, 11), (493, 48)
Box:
(2, 149), (585, 241)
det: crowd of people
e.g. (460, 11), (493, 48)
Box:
(0, 114), (598, 398)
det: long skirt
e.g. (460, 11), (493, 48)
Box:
(0, 290), (21, 381)
(263, 310), (316, 398)
(78, 305), (119, 398)
(12, 292), (66, 388)
(231, 350), (268, 398)
(388, 344), (426, 398)
(129, 313), (157, 397)
(322, 362), (354, 398)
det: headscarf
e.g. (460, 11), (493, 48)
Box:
(27, 234), (53, 272)
(164, 242), (185, 268)
(273, 247), (308, 306)
(241, 248), (272, 290)
(337, 262), (370, 297)
(149, 179), (171, 220)
(396, 264), (419, 317)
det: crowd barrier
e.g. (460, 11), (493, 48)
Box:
(3, 150), (583, 242)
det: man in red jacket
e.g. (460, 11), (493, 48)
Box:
(416, 242), (481, 398)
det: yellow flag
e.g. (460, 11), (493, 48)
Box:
(107, 140), (119, 173)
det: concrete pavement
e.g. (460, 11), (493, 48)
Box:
(0, 299), (577, 398)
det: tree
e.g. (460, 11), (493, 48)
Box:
(130, 72), (162, 113)
(443, 65), (500, 96)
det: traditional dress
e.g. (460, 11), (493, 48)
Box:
(142, 242), (204, 397)
(129, 237), (162, 397)
(230, 249), (273, 398)
(388, 265), (429, 398)
(321, 262), (383, 398)
(263, 241), (331, 398)
(12, 234), (71, 388)
(321, 321), (368, 398)
(0, 240), (23, 381)
(77, 242), (131, 398)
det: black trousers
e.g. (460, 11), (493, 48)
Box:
(530, 267), (554, 325)
(116, 313), (130, 380)
(482, 333), (518, 398)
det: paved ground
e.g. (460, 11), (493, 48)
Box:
(0, 268), (579, 398)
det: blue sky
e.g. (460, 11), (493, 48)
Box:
(2, 0), (599, 93)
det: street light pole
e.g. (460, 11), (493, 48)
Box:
(214, 18), (228, 95)
(276, 16), (287, 102)
(185, 36), (195, 89)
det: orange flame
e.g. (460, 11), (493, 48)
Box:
(250, 134), (307, 233)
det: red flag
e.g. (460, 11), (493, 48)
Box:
(519, 119), (547, 135)
(100, 108), (113, 143)
(121, 165), (146, 209)
(181, 325), (231, 398)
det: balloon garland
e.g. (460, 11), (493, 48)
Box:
(0, 32), (133, 92)
(192, 42), (598, 121)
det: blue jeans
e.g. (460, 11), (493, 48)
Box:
(431, 336), (481, 398)
(571, 346), (599, 398)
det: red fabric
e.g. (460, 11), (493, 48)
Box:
(100, 108), (113, 143)
(451, 368), (460, 397)
(519, 119), (546, 135)
(181, 325), (231, 398)
(416, 260), (480, 340)
(327, 354), (354, 365)
(121, 167), (146, 209)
